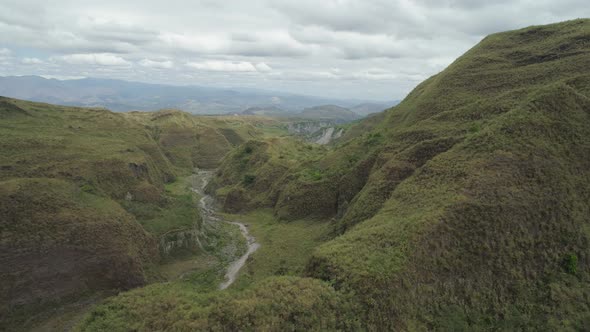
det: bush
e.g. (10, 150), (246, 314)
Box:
(243, 174), (256, 185)
(564, 253), (578, 274)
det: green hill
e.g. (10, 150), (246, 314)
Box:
(207, 19), (590, 330)
(298, 104), (361, 122)
(0, 98), (278, 329)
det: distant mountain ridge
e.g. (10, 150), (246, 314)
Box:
(241, 106), (288, 116)
(0, 75), (392, 115)
(299, 104), (361, 122)
(241, 103), (384, 123)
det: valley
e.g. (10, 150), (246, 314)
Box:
(0, 95), (358, 331)
(1, 18), (590, 331)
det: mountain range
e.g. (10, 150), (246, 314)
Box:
(0, 75), (396, 115)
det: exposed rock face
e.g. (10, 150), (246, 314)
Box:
(159, 229), (202, 257)
(314, 127), (344, 145)
(288, 121), (345, 145)
(287, 121), (334, 135)
(315, 127), (335, 145)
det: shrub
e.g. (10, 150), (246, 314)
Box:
(243, 174), (256, 185)
(564, 253), (578, 274)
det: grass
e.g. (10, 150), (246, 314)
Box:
(74, 208), (343, 331)
(76, 276), (358, 331)
(0, 177), (157, 331)
(123, 177), (201, 236)
(209, 137), (328, 215)
(219, 209), (332, 289)
(5, 18), (590, 331)
(303, 19), (590, 330)
(209, 19), (590, 330)
(0, 97), (284, 329)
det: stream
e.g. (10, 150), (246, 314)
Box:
(191, 169), (260, 290)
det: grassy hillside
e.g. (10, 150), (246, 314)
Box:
(0, 178), (157, 328)
(208, 137), (329, 217)
(122, 110), (282, 169)
(306, 19), (590, 330)
(207, 19), (590, 330)
(0, 97), (279, 329)
(76, 276), (359, 331)
(8, 18), (590, 331)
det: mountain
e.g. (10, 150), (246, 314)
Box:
(297, 104), (361, 123)
(241, 106), (288, 116)
(205, 19), (590, 330)
(0, 76), (382, 114)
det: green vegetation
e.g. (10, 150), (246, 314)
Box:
(0, 97), (280, 329)
(5, 18), (590, 331)
(221, 209), (332, 289)
(298, 104), (360, 122)
(242, 174), (256, 185)
(77, 276), (359, 331)
(0, 178), (157, 329)
(123, 178), (201, 236)
(564, 253), (578, 275)
(209, 19), (590, 330)
(208, 137), (327, 214)
(77, 210), (340, 331)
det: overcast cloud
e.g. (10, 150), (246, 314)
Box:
(0, 0), (588, 100)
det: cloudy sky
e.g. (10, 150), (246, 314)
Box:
(0, 0), (588, 100)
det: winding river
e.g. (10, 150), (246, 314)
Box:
(191, 169), (260, 290)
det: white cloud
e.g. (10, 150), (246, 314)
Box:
(139, 58), (173, 68)
(21, 57), (43, 64)
(0, 0), (588, 100)
(0, 48), (12, 65)
(55, 53), (131, 66)
(255, 62), (272, 72)
(186, 60), (258, 72)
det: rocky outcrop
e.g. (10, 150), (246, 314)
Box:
(159, 229), (203, 257)
(287, 121), (335, 135)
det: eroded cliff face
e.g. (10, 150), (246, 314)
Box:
(314, 127), (344, 145)
(287, 121), (334, 135)
(287, 121), (345, 145)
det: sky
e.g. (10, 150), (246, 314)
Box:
(0, 0), (589, 101)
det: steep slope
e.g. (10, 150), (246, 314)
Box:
(78, 277), (359, 331)
(123, 110), (270, 169)
(0, 98), (167, 327)
(0, 179), (157, 328)
(211, 19), (590, 329)
(0, 98), (274, 329)
(306, 19), (590, 330)
(349, 101), (396, 116)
